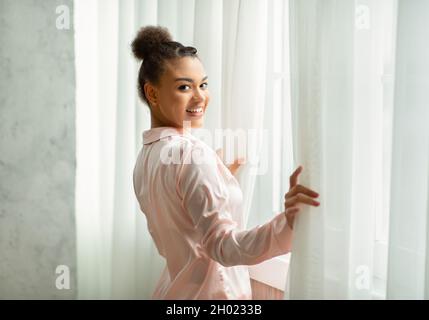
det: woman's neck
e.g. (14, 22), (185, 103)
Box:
(150, 114), (195, 134)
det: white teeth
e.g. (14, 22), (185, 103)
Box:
(186, 107), (203, 113)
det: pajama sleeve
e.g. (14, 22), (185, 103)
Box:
(176, 141), (293, 267)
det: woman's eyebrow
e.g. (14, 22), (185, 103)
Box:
(174, 76), (208, 83)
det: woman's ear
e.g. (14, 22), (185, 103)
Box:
(144, 82), (158, 107)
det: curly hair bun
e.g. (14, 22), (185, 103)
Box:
(131, 25), (173, 60)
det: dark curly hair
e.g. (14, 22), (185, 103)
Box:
(131, 25), (199, 108)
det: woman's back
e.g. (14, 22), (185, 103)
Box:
(133, 127), (293, 299)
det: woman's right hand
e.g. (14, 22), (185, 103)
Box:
(284, 166), (320, 230)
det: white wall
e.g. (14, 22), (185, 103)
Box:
(0, 0), (76, 299)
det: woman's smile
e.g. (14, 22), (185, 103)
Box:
(185, 106), (205, 117)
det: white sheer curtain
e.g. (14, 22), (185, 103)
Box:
(287, 0), (429, 299)
(387, 0), (429, 299)
(220, 0), (268, 227)
(75, 0), (268, 299)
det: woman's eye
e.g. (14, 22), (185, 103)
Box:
(178, 83), (208, 91)
(178, 85), (190, 91)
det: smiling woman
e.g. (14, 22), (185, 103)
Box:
(131, 26), (210, 129)
(131, 25), (320, 300)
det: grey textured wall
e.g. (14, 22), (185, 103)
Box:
(0, 0), (76, 299)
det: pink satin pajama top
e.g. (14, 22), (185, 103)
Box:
(133, 126), (293, 299)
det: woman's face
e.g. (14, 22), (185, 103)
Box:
(147, 56), (210, 129)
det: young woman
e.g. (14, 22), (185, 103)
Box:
(132, 26), (320, 299)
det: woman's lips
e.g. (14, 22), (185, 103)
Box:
(185, 106), (204, 117)
(186, 110), (204, 117)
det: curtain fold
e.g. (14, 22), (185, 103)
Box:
(287, 0), (429, 300)
(287, 0), (397, 299)
(387, 0), (429, 299)
(221, 0), (268, 227)
(75, 0), (119, 299)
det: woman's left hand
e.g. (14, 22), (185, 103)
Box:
(216, 148), (246, 176)
(284, 166), (320, 229)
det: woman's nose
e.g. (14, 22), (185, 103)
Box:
(193, 89), (205, 102)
